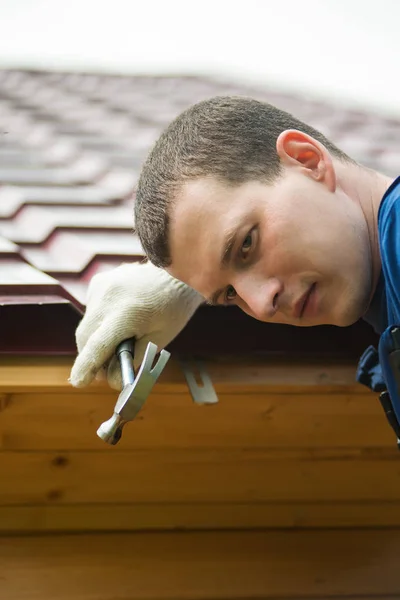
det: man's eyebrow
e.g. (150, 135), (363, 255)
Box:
(205, 226), (239, 306)
(220, 227), (238, 268)
(206, 288), (225, 306)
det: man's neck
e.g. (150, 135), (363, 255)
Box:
(336, 161), (394, 306)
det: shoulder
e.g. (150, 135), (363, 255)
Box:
(378, 176), (400, 323)
(378, 176), (400, 240)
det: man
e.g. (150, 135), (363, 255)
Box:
(69, 96), (400, 437)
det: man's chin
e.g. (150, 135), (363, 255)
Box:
(333, 311), (362, 328)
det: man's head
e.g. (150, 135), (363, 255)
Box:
(135, 96), (381, 328)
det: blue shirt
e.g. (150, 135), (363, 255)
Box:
(357, 175), (400, 423)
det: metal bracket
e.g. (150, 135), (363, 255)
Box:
(180, 359), (219, 405)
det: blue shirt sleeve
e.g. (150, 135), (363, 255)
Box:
(378, 176), (400, 326)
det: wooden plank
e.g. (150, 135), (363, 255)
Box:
(1, 449), (399, 506)
(0, 355), (365, 394)
(0, 391), (392, 451)
(2, 500), (400, 533)
(1, 529), (400, 599)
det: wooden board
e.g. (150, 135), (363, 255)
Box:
(1, 355), (397, 532)
(1, 529), (400, 599)
(3, 500), (400, 533)
(0, 355), (367, 393)
(1, 448), (400, 505)
(0, 391), (393, 451)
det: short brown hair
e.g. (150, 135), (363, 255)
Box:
(134, 96), (352, 268)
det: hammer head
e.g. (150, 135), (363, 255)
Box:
(97, 342), (170, 445)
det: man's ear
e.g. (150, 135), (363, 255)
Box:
(276, 129), (336, 191)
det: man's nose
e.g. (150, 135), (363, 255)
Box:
(235, 276), (283, 320)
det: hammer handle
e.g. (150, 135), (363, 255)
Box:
(116, 338), (135, 386)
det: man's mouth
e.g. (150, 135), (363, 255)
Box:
(294, 283), (316, 319)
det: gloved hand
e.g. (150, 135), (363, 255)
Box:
(69, 261), (204, 390)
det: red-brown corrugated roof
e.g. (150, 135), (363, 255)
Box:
(1, 69), (393, 357)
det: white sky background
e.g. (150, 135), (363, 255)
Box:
(0, 0), (399, 117)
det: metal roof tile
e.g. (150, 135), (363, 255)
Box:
(0, 203), (133, 244)
(0, 68), (394, 355)
(0, 170), (136, 218)
(21, 230), (143, 274)
(0, 153), (107, 186)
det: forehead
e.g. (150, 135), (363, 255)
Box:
(176, 177), (233, 217)
(172, 177), (263, 229)
(168, 176), (267, 285)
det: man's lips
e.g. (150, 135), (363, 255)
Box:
(293, 284), (315, 319)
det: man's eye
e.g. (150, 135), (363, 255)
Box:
(241, 231), (253, 257)
(224, 285), (237, 303)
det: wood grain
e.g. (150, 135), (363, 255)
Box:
(0, 355), (365, 393)
(1, 529), (400, 599)
(1, 355), (395, 533)
(0, 390), (392, 451)
(1, 449), (399, 505)
(3, 501), (400, 533)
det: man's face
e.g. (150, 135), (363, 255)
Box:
(167, 133), (373, 327)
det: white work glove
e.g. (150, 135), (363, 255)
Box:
(69, 261), (204, 390)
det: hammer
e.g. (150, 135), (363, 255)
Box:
(97, 338), (171, 445)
